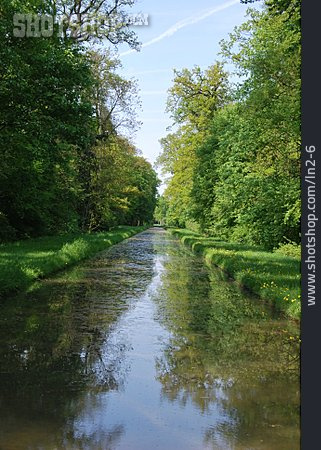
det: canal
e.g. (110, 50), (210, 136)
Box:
(0, 228), (300, 450)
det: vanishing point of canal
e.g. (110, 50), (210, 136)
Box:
(0, 228), (300, 450)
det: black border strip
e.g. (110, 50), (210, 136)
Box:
(301, 0), (321, 448)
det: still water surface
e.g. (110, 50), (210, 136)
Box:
(0, 228), (299, 450)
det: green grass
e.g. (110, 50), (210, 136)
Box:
(170, 229), (301, 320)
(0, 226), (147, 298)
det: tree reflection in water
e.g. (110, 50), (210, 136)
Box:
(153, 242), (300, 449)
(0, 230), (299, 450)
(0, 234), (156, 449)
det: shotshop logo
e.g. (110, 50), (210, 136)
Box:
(13, 12), (149, 39)
(304, 145), (318, 306)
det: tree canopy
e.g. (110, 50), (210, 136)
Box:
(157, 0), (300, 250)
(0, 0), (158, 241)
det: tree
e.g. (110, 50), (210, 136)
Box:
(0, 0), (158, 241)
(157, 2), (300, 249)
(158, 127), (199, 228)
(192, 3), (300, 247)
(154, 196), (169, 226)
(157, 64), (229, 228)
(89, 51), (141, 138)
(124, 156), (159, 226)
(241, 0), (300, 17)
(166, 63), (229, 132)
(84, 136), (157, 230)
(53, 0), (140, 46)
(0, 0), (96, 238)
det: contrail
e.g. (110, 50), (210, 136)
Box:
(120, 0), (239, 57)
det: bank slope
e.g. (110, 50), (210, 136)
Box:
(171, 229), (300, 320)
(0, 226), (147, 298)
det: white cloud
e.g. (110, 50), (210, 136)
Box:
(120, 0), (239, 57)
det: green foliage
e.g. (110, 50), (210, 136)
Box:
(274, 241), (301, 259)
(157, 127), (199, 227)
(0, 1), (95, 237)
(158, 2), (300, 251)
(157, 64), (229, 228)
(154, 196), (169, 225)
(0, 0), (157, 241)
(241, 0), (301, 17)
(125, 156), (159, 225)
(85, 137), (158, 230)
(166, 64), (229, 131)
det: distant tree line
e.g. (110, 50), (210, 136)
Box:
(0, 0), (158, 241)
(155, 0), (300, 250)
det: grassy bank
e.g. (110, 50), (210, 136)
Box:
(170, 229), (300, 320)
(0, 226), (147, 298)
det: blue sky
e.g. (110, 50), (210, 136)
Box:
(115, 0), (253, 190)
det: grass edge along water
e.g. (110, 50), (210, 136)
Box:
(170, 228), (300, 320)
(0, 226), (147, 298)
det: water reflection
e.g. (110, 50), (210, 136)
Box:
(153, 237), (300, 449)
(0, 229), (299, 449)
(0, 233), (156, 449)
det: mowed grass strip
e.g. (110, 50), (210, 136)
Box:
(170, 229), (300, 320)
(0, 226), (146, 297)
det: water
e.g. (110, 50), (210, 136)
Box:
(0, 228), (300, 450)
